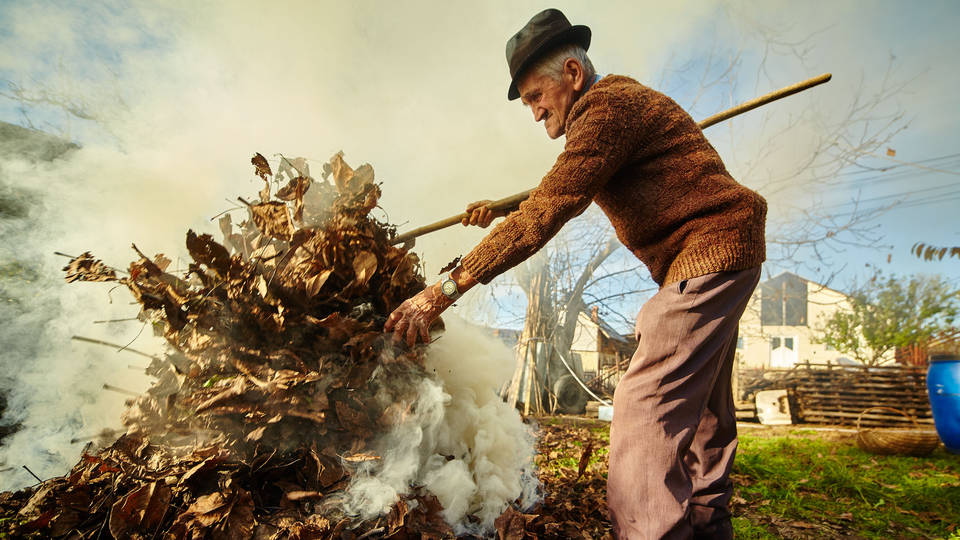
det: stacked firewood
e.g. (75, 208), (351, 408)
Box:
(0, 152), (469, 538)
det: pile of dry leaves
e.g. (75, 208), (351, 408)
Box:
(496, 420), (612, 539)
(0, 152), (470, 539)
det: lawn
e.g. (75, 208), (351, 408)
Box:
(534, 417), (960, 539)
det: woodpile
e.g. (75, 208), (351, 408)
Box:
(740, 364), (933, 428)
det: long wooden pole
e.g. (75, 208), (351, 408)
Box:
(391, 72), (832, 246)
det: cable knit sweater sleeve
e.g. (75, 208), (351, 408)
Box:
(461, 89), (640, 284)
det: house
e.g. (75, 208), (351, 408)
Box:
(569, 306), (636, 382)
(737, 271), (894, 369)
(485, 307), (635, 389)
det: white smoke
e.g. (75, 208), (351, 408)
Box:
(342, 316), (539, 535)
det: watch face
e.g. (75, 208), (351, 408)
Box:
(442, 279), (458, 296)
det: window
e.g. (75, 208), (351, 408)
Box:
(737, 336), (745, 350)
(784, 337), (794, 350)
(760, 273), (808, 326)
(771, 337), (780, 349)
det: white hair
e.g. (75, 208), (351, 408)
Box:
(529, 43), (596, 82)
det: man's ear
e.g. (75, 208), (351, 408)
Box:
(566, 58), (585, 92)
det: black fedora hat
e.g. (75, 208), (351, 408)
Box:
(506, 8), (591, 101)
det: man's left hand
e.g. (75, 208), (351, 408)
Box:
(384, 284), (451, 347)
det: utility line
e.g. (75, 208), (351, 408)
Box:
(832, 192), (960, 217)
(814, 183), (960, 213)
(833, 152), (960, 178)
(859, 150), (960, 177)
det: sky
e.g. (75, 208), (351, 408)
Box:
(1, 1), (957, 282)
(0, 0), (958, 484)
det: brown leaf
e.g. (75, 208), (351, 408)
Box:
(179, 449), (231, 486)
(195, 377), (248, 414)
(63, 252), (117, 283)
(335, 400), (368, 433)
(495, 506), (526, 540)
(285, 491), (323, 501)
(171, 492), (229, 529)
(276, 176), (311, 201)
(387, 499), (408, 533)
(285, 409), (327, 424)
(250, 202), (295, 240)
(186, 230), (233, 278)
(245, 425), (267, 442)
(108, 482), (172, 539)
(304, 269), (333, 298)
(276, 176), (313, 223)
(352, 250), (378, 286)
(329, 151), (353, 194)
(21, 509), (57, 532)
(438, 256), (461, 275)
(342, 451), (381, 463)
(317, 457), (344, 488)
(251, 152), (272, 179)
(577, 441), (594, 480)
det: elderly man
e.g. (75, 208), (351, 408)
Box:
(385, 8), (766, 540)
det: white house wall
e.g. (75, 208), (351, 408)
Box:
(738, 276), (893, 368)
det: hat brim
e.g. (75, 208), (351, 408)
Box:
(507, 25), (591, 101)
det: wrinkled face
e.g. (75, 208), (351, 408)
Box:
(518, 59), (585, 139)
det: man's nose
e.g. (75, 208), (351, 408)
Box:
(533, 107), (546, 122)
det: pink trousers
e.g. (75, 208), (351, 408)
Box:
(608, 267), (760, 539)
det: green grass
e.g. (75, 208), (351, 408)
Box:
(535, 417), (960, 538)
(732, 429), (960, 538)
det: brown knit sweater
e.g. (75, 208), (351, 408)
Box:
(461, 75), (767, 287)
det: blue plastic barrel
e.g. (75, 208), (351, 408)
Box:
(928, 354), (960, 453)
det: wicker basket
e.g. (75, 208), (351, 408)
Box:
(856, 406), (941, 456)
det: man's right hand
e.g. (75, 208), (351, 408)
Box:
(461, 200), (504, 228)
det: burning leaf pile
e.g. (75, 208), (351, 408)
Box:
(0, 152), (539, 538)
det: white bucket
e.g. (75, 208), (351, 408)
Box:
(598, 405), (614, 422)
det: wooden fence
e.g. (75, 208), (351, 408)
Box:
(739, 363), (932, 428)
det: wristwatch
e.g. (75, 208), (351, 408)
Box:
(439, 274), (461, 301)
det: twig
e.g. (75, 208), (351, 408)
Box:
(72, 335), (161, 361)
(22, 465), (42, 483)
(69, 429), (120, 444)
(209, 205), (245, 221)
(96, 508), (108, 540)
(357, 527), (386, 539)
(116, 321), (148, 355)
(93, 317), (139, 324)
(275, 153), (308, 178)
(102, 383), (139, 397)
